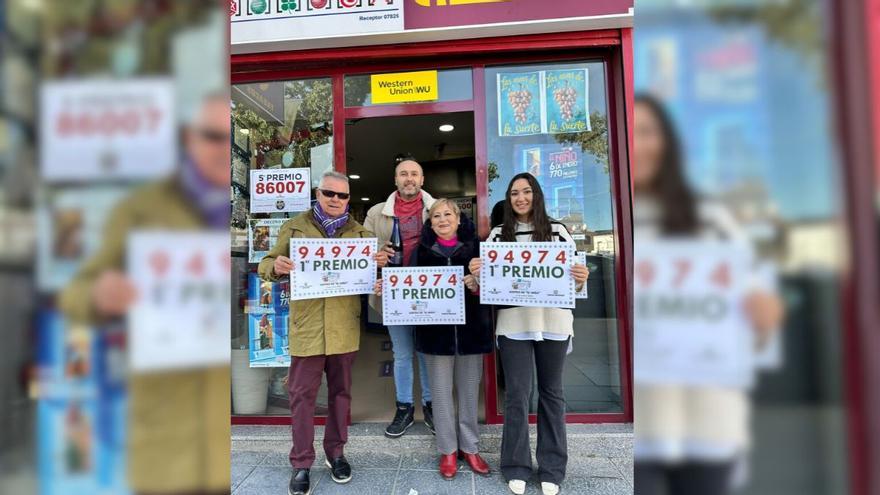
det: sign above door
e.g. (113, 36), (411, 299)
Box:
(230, 0), (404, 47)
(370, 70), (439, 105)
(230, 0), (632, 54)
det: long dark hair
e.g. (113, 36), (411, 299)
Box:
(636, 94), (698, 235)
(500, 173), (553, 242)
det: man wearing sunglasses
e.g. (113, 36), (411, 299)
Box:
(364, 153), (437, 439)
(258, 171), (391, 495)
(59, 93), (232, 495)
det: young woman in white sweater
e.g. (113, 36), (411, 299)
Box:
(633, 95), (784, 495)
(469, 173), (589, 495)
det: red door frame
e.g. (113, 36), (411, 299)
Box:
(828, 1), (879, 493)
(232, 30), (634, 426)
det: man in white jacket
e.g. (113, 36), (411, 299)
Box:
(364, 154), (437, 438)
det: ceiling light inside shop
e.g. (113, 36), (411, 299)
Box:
(240, 128), (250, 135)
(361, 197), (370, 201)
(349, 175), (361, 179)
(439, 124), (454, 132)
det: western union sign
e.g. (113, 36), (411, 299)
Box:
(371, 70), (439, 104)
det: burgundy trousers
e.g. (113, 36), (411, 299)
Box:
(287, 351), (357, 468)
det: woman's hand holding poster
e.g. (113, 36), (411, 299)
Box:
(381, 266), (465, 326)
(479, 242), (576, 308)
(634, 241), (755, 389)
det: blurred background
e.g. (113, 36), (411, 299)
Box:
(633, 1), (878, 495)
(0, 1), (227, 494)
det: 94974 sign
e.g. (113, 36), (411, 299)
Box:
(289, 238), (378, 300)
(382, 266), (465, 326)
(479, 242), (576, 308)
(634, 241), (754, 388)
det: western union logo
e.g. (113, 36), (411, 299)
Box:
(371, 70), (439, 104)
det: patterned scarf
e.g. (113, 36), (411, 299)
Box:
(312, 202), (350, 238)
(178, 157), (229, 228)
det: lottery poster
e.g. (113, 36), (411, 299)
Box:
(34, 312), (98, 399)
(246, 272), (289, 314)
(381, 266), (465, 326)
(289, 238), (377, 300)
(545, 68), (591, 134)
(247, 313), (290, 367)
(37, 398), (101, 495)
(497, 72), (546, 137)
(249, 168), (311, 213)
(40, 79), (176, 183)
(479, 242), (576, 309)
(513, 143), (590, 226)
(274, 314), (290, 361)
(248, 218), (287, 263)
(37, 187), (128, 291)
(634, 241), (755, 389)
(127, 231), (231, 372)
(576, 251), (589, 299)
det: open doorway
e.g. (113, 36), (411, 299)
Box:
(343, 111), (477, 423)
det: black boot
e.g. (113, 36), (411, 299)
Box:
(423, 401), (435, 435)
(384, 401), (414, 437)
(288, 468), (310, 495)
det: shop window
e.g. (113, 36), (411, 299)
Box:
(484, 61), (623, 414)
(231, 78), (334, 416)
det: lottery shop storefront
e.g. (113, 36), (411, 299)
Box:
(229, 0), (634, 426)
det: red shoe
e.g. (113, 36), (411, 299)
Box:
(458, 450), (491, 476)
(439, 453), (457, 480)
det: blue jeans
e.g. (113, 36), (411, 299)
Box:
(387, 325), (432, 405)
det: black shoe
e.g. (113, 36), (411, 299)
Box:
(288, 468), (310, 495)
(325, 456), (352, 484)
(423, 401), (435, 435)
(384, 401), (415, 437)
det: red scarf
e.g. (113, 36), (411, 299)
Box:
(394, 192), (423, 265)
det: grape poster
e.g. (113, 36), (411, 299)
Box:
(497, 72), (545, 137)
(497, 69), (591, 137)
(545, 69), (591, 134)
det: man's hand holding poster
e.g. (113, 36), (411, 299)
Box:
(289, 238), (377, 300)
(127, 231), (230, 372)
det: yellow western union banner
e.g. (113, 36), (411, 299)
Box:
(371, 70), (439, 104)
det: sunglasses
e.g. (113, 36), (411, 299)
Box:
(198, 128), (229, 144)
(319, 189), (350, 200)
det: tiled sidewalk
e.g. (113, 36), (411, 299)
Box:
(232, 423), (633, 495)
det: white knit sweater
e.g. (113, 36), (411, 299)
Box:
(634, 196), (753, 462)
